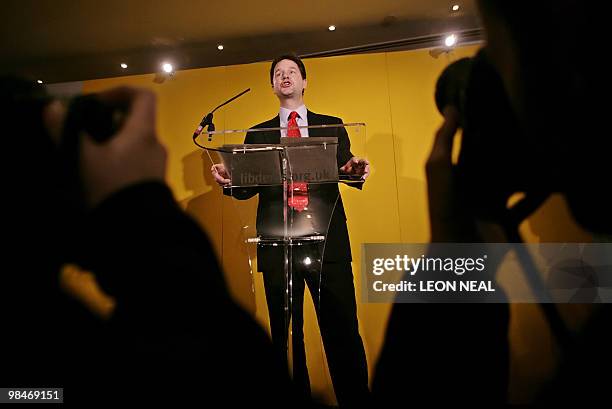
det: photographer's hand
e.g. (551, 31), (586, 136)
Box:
(426, 106), (461, 242)
(426, 106), (508, 243)
(79, 87), (167, 207)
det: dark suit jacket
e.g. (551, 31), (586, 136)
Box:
(227, 110), (360, 270)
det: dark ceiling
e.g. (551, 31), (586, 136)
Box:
(2, 0), (482, 84)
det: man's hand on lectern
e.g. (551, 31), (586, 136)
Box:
(340, 157), (370, 180)
(211, 163), (231, 186)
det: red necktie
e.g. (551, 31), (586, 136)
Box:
(287, 111), (308, 212)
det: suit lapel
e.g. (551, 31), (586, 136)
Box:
(260, 115), (281, 144)
(307, 110), (324, 137)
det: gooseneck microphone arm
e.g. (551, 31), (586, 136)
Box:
(192, 88), (251, 147)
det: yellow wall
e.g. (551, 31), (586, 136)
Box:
(82, 45), (591, 404)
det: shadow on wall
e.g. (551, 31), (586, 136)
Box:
(180, 149), (257, 315)
(394, 134), (429, 242)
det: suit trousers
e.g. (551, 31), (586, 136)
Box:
(262, 258), (369, 406)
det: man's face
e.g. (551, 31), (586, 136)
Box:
(272, 59), (306, 99)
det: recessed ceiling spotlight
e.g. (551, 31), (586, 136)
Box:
(37, 80), (43, 84)
(162, 62), (174, 73)
(328, 25), (336, 31)
(444, 34), (457, 47)
(452, 4), (460, 12)
(217, 44), (224, 50)
(120, 63), (128, 69)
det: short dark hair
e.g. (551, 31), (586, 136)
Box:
(269, 54), (307, 85)
(434, 57), (473, 121)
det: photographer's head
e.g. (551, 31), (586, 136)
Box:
(476, 1), (611, 234)
(1, 76), (66, 203)
(461, 51), (539, 222)
(434, 57), (472, 126)
(433, 54), (531, 224)
(1, 76), (69, 279)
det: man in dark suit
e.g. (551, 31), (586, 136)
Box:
(212, 55), (370, 406)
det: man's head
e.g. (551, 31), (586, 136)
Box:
(270, 55), (307, 101)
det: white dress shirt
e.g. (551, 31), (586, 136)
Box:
(279, 105), (309, 137)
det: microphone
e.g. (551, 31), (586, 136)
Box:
(192, 88), (251, 143)
(192, 112), (214, 140)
